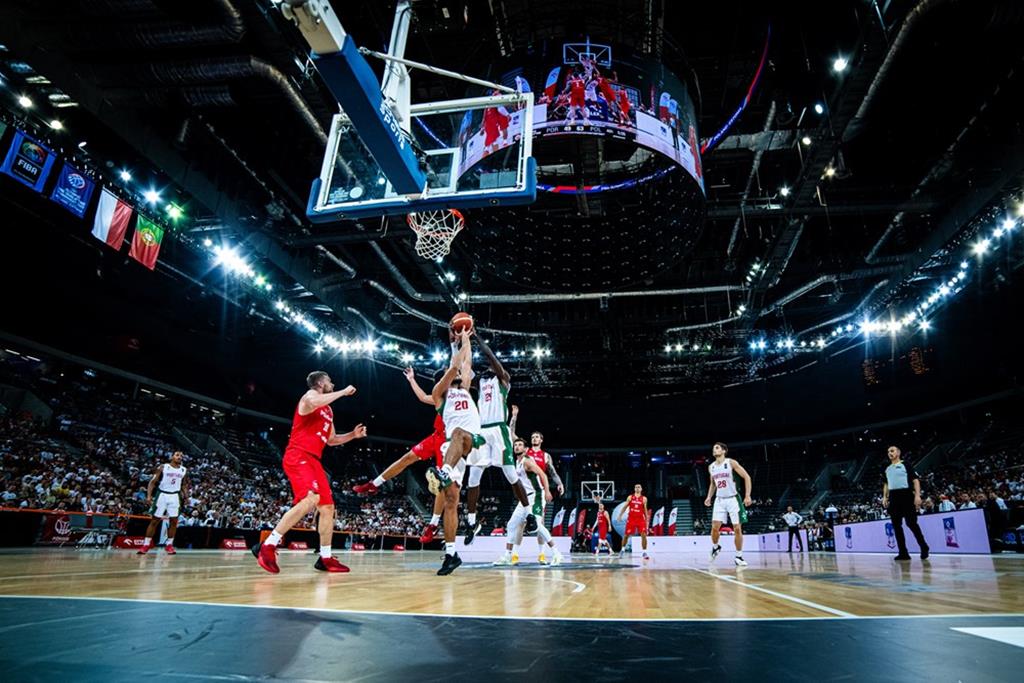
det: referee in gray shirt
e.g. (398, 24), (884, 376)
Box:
(882, 446), (930, 561)
(782, 506), (803, 552)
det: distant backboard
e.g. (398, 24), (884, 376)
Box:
(307, 92), (536, 222)
(563, 41), (612, 67)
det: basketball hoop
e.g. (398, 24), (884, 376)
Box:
(406, 209), (465, 260)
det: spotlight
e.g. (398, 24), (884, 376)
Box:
(674, 344), (683, 352)
(814, 103), (825, 115)
(275, 301), (285, 310)
(203, 238), (213, 248)
(435, 257), (444, 264)
(457, 292), (468, 301)
(972, 239), (991, 255)
(49, 119), (63, 130)
(431, 351), (445, 362)
(919, 320), (931, 331)
(401, 352), (415, 363)
(17, 95), (32, 108)
(756, 340), (767, 350)
(959, 261), (968, 270)
(265, 283), (272, 291)
(749, 341), (758, 351)
(664, 344), (672, 352)
(532, 347), (544, 359)
(544, 349), (551, 357)
(692, 344), (700, 351)
(144, 189), (161, 204)
(166, 204), (182, 220)
(833, 56), (848, 73)
(800, 340), (807, 348)
(779, 186), (791, 197)
(784, 338), (794, 349)
(844, 324), (853, 332)
(815, 338), (826, 348)
(824, 166), (836, 178)
(938, 285), (951, 296)
(737, 304), (747, 313)
(1002, 218), (1015, 231)
(255, 275), (266, 286)
(445, 272), (456, 282)
(801, 136), (812, 146)
(119, 169), (132, 182)
(511, 350), (520, 358)
(313, 343), (324, 354)
(776, 341), (785, 349)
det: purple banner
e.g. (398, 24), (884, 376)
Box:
(834, 508), (990, 554)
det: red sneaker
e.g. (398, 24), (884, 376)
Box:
(256, 543), (280, 574)
(314, 556), (350, 573)
(164, 544), (176, 555)
(352, 481), (380, 495)
(420, 523), (438, 544)
(136, 546), (150, 555)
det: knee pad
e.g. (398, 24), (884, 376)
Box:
(467, 466), (484, 488)
(501, 464), (518, 485)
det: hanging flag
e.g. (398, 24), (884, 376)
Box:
(575, 508), (588, 537)
(551, 508), (565, 536)
(129, 215), (165, 270)
(566, 507), (577, 537)
(667, 507), (678, 535)
(1, 129), (57, 192)
(91, 188), (133, 250)
(651, 506), (665, 536)
(50, 161), (96, 218)
(543, 67), (561, 98)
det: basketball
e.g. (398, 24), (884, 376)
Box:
(450, 311), (474, 334)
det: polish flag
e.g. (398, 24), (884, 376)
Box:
(91, 187), (132, 250)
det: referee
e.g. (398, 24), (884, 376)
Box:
(881, 446), (930, 561)
(782, 506), (803, 552)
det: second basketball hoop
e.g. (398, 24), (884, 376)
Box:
(407, 209), (465, 260)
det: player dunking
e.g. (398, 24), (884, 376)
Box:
(253, 371), (367, 574)
(704, 442), (754, 566)
(137, 451), (189, 555)
(523, 430), (564, 563)
(426, 329), (479, 575)
(352, 367), (448, 543)
(617, 484), (649, 559)
(493, 436), (563, 566)
(592, 501), (612, 555)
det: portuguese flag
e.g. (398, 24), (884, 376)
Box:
(129, 215), (164, 270)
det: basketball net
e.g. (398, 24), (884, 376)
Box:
(406, 209), (465, 260)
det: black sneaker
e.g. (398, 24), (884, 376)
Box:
(464, 519), (482, 545)
(437, 552), (462, 576)
(524, 514), (538, 534)
(920, 546), (930, 560)
(251, 543), (262, 559)
(894, 553), (912, 561)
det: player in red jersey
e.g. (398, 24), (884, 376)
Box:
(253, 371), (366, 574)
(352, 367), (448, 544)
(564, 72), (589, 125)
(617, 484), (650, 559)
(523, 430), (564, 563)
(592, 501), (612, 555)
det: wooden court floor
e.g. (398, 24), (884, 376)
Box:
(1, 547), (1022, 620)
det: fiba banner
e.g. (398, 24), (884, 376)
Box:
(1, 129), (57, 192)
(50, 161), (96, 218)
(834, 508), (990, 554)
(551, 507), (566, 536)
(667, 507), (677, 535)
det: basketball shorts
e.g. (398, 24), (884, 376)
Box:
(152, 491), (180, 518)
(439, 441), (467, 486)
(412, 430), (445, 467)
(626, 517), (646, 535)
(476, 423), (514, 468)
(598, 526), (608, 541)
(510, 490), (545, 525)
(282, 447), (333, 506)
(712, 495), (745, 525)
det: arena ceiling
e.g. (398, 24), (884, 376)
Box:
(1, 0), (1023, 401)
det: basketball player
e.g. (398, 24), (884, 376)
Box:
(617, 484), (650, 559)
(524, 430), (564, 563)
(137, 451), (189, 555)
(592, 502), (612, 555)
(426, 329), (480, 575)
(463, 337), (529, 544)
(493, 436), (563, 566)
(564, 71), (589, 125)
(352, 367), (449, 543)
(704, 442), (754, 566)
(253, 372), (366, 574)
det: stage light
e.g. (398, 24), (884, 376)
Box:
(544, 349), (552, 357)
(532, 347), (544, 358)
(776, 341), (785, 349)
(445, 272), (456, 282)
(737, 304), (747, 313)
(119, 169), (132, 182)
(779, 186), (791, 197)
(49, 119), (63, 130)
(17, 95), (32, 108)
(313, 343), (323, 354)
(166, 204), (182, 220)
(960, 261), (968, 270)
(972, 239), (990, 255)
(254, 275), (265, 286)
(815, 338), (826, 348)
(401, 352), (415, 363)
(800, 340), (807, 348)
(824, 166), (836, 178)
(814, 103), (825, 115)
(833, 56), (848, 73)
(919, 320), (931, 331)
(757, 340), (767, 350)
(275, 300), (285, 310)
(435, 257), (443, 264)
(324, 335), (338, 348)
(749, 341), (758, 351)
(784, 338), (795, 349)
(432, 351), (445, 362)
(144, 189), (161, 204)
(664, 344), (672, 352)
(457, 292), (467, 301)
(938, 284), (951, 297)
(674, 343), (683, 352)
(1002, 219), (1015, 231)
(692, 344), (701, 351)
(512, 350), (520, 358)
(859, 321), (872, 335)
(845, 324), (854, 332)
(801, 136), (812, 146)
(264, 283), (272, 291)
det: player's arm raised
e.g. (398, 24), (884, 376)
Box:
(432, 330), (471, 405)
(404, 367), (434, 406)
(299, 385), (357, 415)
(523, 456), (552, 502)
(731, 459), (753, 506)
(327, 423), (368, 446)
(145, 466), (160, 505)
(476, 336), (510, 387)
(545, 453), (565, 495)
(704, 467), (715, 507)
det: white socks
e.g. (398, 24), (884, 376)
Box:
(372, 475), (385, 487)
(468, 513), (476, 525)
(430, 514), (441, 526)
(266, 531), (283, 547)
(320, 545), (332, 559)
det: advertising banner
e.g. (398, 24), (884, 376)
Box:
(834, 508), (990, 554)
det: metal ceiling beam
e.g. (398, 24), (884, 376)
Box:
(705, 198), (940, 220)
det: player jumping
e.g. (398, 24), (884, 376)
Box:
(253, 371), (367, 574)
(704, 442), (754, 567)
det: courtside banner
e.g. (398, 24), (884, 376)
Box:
(834, 508), (990, 554)
(50, 161), (96, 218)
(1, 129), (57, 192)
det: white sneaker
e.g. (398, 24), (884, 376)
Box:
(734, 556), (748, 567)
(550, 550), (563, 566)
(710, 545), (722, 562)
(492, 551), (512, 566)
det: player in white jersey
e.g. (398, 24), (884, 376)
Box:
(427, 328), (479, 575)
(493, 436), (563, 566)
(138, 451), (189, 555)
(463, 337), (529, 543)
(704, 442), (754, 566)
